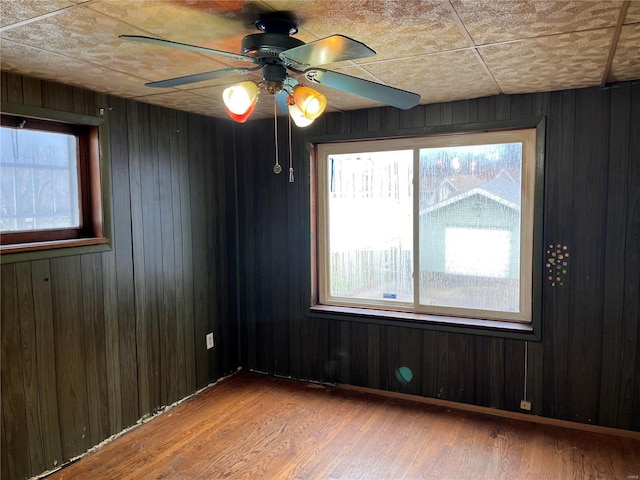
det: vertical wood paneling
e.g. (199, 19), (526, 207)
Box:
(21, 76), (43, 106)
(140, 103), (162, 410)
(51, 256), (91, 459)
(599, 83), (631, 427)
(348, 322), (368, 386)
(15, 262), (45, 473)
(101, 245), (122, 435)
(1, 264), (30, 480)
(80, 254), (110, 445)
(176, 110), (196, 396)
(567, 87), (609, 424)
(286, 124), (306, 380)
(367, 324), (381, 389)
(542, 90), (575, 420)
(42, 82), (73, 111)
(393, 327), (423, 396)
(156, 107), (179, 405)
(31, 259), (63, 467)
(623, 83), (640, 431)
(202, 116), (218, 379)
(420, 330), (439, 398)
(447, 333), (475, 404)
(473, 336), (505, 409)
(109, 96), (139, 429)
(99, 95), (123, 437)
(435, 332), (450, 400)
(3, 71), (24, 103)
(126, 99), (151, 416)
(188, 114), (210, 388)
(1, 414), (8, 480)
(2, 74), (238, 478)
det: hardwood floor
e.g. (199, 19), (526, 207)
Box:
(44, 372), (640, 480)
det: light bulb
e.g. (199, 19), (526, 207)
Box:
(222, 81), (259, 123)
(288, 102), (315, 127)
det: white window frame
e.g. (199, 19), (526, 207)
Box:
(316, 128), (538, 325)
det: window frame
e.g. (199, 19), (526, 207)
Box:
(0, 103), (111, 261)
(309, 118), (546, 340)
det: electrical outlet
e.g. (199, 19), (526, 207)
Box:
(206, 333), (214, 350)
(520, 400), (531, 411)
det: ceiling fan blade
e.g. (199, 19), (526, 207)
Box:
(303, 68), (420, 110)
(120, 35), (252, 63)
(280, 35), (375, 66)
(145, 67), (258, 88)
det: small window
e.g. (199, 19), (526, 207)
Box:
(0, 113), (106, 253)
(315, 127), (540, 327)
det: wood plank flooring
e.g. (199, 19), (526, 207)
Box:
(44, 372), (640, 480)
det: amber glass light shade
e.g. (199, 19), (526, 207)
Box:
(291, 85), (327, 120)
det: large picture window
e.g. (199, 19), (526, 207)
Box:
(316, 127), (541, 327)
(0, 112), (107, 254)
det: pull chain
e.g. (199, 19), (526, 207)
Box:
(273, 96), (282, 174)
(288, 113), (294, 183)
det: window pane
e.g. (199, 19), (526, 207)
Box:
(327, 150), (413, 303)
(0, 127), (79, 232)
(418, 143), (522, 313)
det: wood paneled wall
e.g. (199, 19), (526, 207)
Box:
(2, 72), (639, 480)
(1, 72), (238, 480)
(235, 82), (640, 432)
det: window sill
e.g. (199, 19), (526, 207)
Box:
(0, 237), (111, 263)
(309, 304), (539, 341)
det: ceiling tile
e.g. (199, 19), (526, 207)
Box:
(0, 39), (154, 99)
(479, 28), (613, 94)
(131, 89), (229, 118)
(87, 0), (252, 50)
(0, 5), (245, 90)
(608, 23), (640, 82)
(0, 0), (77, 28)
(624, 1), (640, 24)
(90, 0), (319, 50)
(452, 0), (622, 44)
(363, 50), (500, 104)
(266, 0), (468, 62)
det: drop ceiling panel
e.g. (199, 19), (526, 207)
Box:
(452, 0), (622, 44)
(274, 0), (468, 62)
(609, 23), (640, 82)
(0, 38), (154, 98)
(364, 49), (501, 104)
(132, 88), (230, 118)
(478, 28), (614, 94)
(1, 0), (638, 120)
(625, 1), (640, 24)
(0, 0), (79, 28)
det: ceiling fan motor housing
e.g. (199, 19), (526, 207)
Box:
(241, 33), (304, 92)
(241, 33), (304, 60)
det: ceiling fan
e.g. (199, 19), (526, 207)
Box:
(120, 11), (421, 125)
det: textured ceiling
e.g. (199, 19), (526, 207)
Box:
(1, 0), (639, 120)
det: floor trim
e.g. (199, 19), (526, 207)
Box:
(337, 383), (640, 440)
